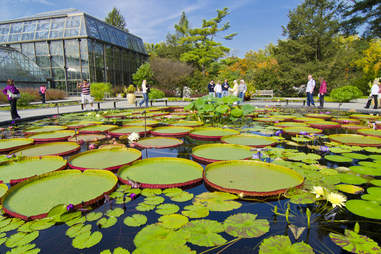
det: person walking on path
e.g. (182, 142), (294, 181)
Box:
(139, 80), (149, 107)
(2, 79), (20, 122)
(306, 74), (316, 107)
(208, 80), (215, 97)
(365, 79), (380, 109)
(229, 80), (239, 97)
(238, 80), (247, 103)
(318, 78), (327, 108)
(39, 85), (47, 104)
(77, 79), (94, 110)
(222, 79), (230, 97)
(214, 81), (222, 98)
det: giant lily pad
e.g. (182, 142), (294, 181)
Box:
(2, 169), (117, 220)
(24, 125), (67, 134)
(118, 157), (203, 188)
(170, 120), (203, 127)
(204, 160), (304, 196)
(223, 213), (269, 238)
(221, 134), (278, 148)
(329, 134), (381, 147)
(123, 119), (159, 126)
(68, 134), (106, 143)
(346, 200), (381, 219)
(357, 128), (381, 138)
(65, 121), (102, 129)
(189, 127), (240, 141)
(0, 138), (34, 153)
(305, 113), (331, 120)
(192, 144), (252, 164)
(0, 183), (8, 198)
(0, 156), (67, 184)
(12, 142), (80, 156)
(329, 229), (381, 254)
(68, 148), (141, 171)
(282, 127), (322, 135)
(307, 121), (341, 129)
(259, 235), (314, 253)
(342, 124), (367, 130)
(27, 130), (75, 142)
(151, 126), (193, 137)
(274, 122), (308, 128)
(332, 118), (361, 125)
(109, 126), (152, 137)
(78, 125), (118, 134)
(135, 137), (183, 149)
(350, 114), (380, 121)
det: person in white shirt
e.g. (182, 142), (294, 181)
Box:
(238, 80), (247, 103)
(214, 81), (222, 98)
(229, 80), (239, 97)
(306, 74), (316, 107)
(365, 79), (380, 109)
(138, 80), (149, 107)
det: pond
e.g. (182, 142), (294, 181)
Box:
(0, 105), (380, 254)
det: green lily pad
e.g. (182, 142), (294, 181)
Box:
(192, 144), (252, 163)
(165, 191), (194, 202)
(341, 153), (369, 160)
(97, 217), (117, 228)
(181, 205), (209, 219)
(339, 174), (368, 185)
(289, 192), (317, 205)
(109, 126), (152, 137)
(282, 126), (322, 135)
(170, 120), (203, 127)
(325, 155), (353, 163)
(349, 166), (381, 176)
(86, 212), (103, 222)
(223, 213), (269, 238)
(135, 137), (183, 149)
(5, 231), (39, 248)
(189, 127), (240, 140)
(370, 179), (381, 186)
(24, 125), (67, 134)
(12, 142), (80, 157)
(143, 196), (165, 206)
(141, 188), (162, 196)
(330, 229), (381, 254)
(259, 235), (314, 253)
(329, 134), (381, 147)
(346, 200), (381, 219)
(221, 134), (278, 147)
(66, 224), (91, 238)
(151, 126), (193, 137)
(134, 224), (188, 248)
(358, 128), (381, 138)
(106, 208), (124, 218)
(155, 204), (180, 215)
(27, 130), (75, 142)
(336, 184), (364, 194)
(6, 243), (40, 254)
(100, 247), (130, 254)
(136, 203), (156, 212)
(72, 230), (102, 249)
(0, 138), (34, 153)
(0, 184), (8, 199)
(158, 214), (189, 229)
(123, 214), (147, 227)
(181, 219), (226, 247)
(193, 192), (241, 212)
(78, 124), (118, 133)
(133, 241), (195, 254)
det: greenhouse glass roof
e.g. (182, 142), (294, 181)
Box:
(0, 9), (146, 54)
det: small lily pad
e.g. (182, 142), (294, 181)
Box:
(97, 217), (117, 229)
(336, 184), (364, 194)
(136, 203), (156, 212)
(181, 205), (209, 219)
(155, 204), (180, 215)
(143, 196), (165, 206)
(194, 192), (241, 212)
(223, 213), (270, 238)
(123, 214), (147, 227)
(325, 155), (353, 163)
(330, 229), (381, 254)
(158, 214), (189, 229)
(72, 230), (103, 249)
(86, 212), (103, 222)
(259, 235), (314, 253)
(346, 200), (381, 219)
(141, 189), (162, 197)
(6, 231), (39, 248)
(106, 208), (124, 218)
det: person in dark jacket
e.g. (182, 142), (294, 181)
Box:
(2, 79), (20, 121)
(208, 80), (215, 97)
(222, 79), (230, 97)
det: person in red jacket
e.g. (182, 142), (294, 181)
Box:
(319, 77), (327, 108)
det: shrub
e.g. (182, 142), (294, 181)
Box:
(46, 89), (67, 100)
(111, 85), (125, 96)
(17, 93), (35, 106)
(132, 62), (154, 87)
(330, 85), (363, 102)
(125, 85), (136, 94)
(149, 88), (165, 100)
(90, 82), (112, 101)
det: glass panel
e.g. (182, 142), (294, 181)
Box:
(35, 42), (49, 55)
(51, 18), (65, 29)
(64, 39), (80, 67)
(23, 21), (36, 33)
(11, 44), (21, 51)
(36, 20), (50, 31)
(49, 30), (63, 39)
(10, 23), (23, 33)
(50, 41), (63, 55)
(66, 16), (81, 28)
(21, 43), (35, 59)
(36, 56), (50, 66)
(81, 67), (89, 79)
(0, 24), (9, 34)
(80, 16), (86, 36)
(52, 68), (65, 80)
(80, 39), (88, 67)
(51, 56), (64, 67)
(22, 33), (35, 41)
(35, 31), (49, 39)
(96, 22), (110, 42)
(85, 17), (99, 39)
(0, 35), (7, 43)
(64, 29), (79, 37)
(9, 34), (22, 42)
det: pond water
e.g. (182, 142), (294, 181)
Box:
(0, 107), (380, 254)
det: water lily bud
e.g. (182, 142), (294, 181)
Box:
(88, 143), (97, 150)
(129, 193), (137, 200)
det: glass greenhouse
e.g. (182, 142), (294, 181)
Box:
(0, 9), (147, 95)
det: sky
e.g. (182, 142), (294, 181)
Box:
(0, 0), (304, 57)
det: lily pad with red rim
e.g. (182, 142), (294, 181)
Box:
(135, 137), (183, 149)
(307, 121), (341, 129)
(204, 160), (304, 196)
(329, 134), (381, 147)
(332, 118), (361, 125)
(151, 126), (193, 137)
(1, 169), (118, 220)
(357, 128), (381, 138)
(274, 122), (308, 128)
(78, 125), (118, 134)
(282, 126), (322, 135)
(118, 157), (203, 188)
(170, 120), (203, 127)
(293, 117), (322, 123)
(65, 121), (102, 129)
(0, 138), (34, 153)
(189, 127), (240, 141)
(0, 156), (67, 184)
(304, 113), (331, 120)
(123, 119), (159, 126)
(0, 183), (8, 198)
(24, 125), (67, 134)
(221, 134), (278, 148)
(12, 142), (80, 156)
(341, 124), (366, 130)
(68, 148), (141, 171)
(68, 134), (106, 143)
(109, 126), (152, 137)
(27, 130), (75, 142)
(350, 114), (380, 121)
(192, 143), (252, 164)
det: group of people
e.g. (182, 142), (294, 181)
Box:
(365, 78), (381, 109)
(305, 74), (327, 108)
(208, 79), (247, 102)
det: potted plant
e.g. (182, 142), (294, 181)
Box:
(125, 85), (136, 104)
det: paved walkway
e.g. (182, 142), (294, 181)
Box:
(0, 98), (379, 124)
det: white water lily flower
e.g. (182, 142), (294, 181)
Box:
(128, 132), (140, 142)
(311, 186), (326, 199)
(96, 114), (101, 118)
(327, 192), (347, 208)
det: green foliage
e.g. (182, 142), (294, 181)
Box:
(125, 85), (136, 94)
(149, 88), (165, 99)
(330, 85), (363, 102)
(17, 93), (35, 106)
(90, 82), (112, 101)
(329, 229), (381, 253)
(105, 7), (128, 32)
(132, 62), (154, 87)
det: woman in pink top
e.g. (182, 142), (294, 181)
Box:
(319, 78), (327, 108)
(39, 85), (47, 103)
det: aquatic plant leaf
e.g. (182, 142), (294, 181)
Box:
(141, 188), (162, 197)
(259, 235), (314, 254)
(163, 188), (183, 195)
(65, 215), (86, 227)
(133, 241), (195, 254)
(134, 224), (188, 248)
(288, 192), (316, 205)
(47, 204), (67, 222)
(181, 219), (226, 247)
(106, 208), (124, 218)
(66, 224), (91, 238)
(181, 205), (209, 219)
(0, 218), (11, 228)
(158, 214), (189, 229)
(336, 184), (364, 194)
(115, 196), (131, 205)
(349, 166), (381, 176)
(29, 218), (55, 231)
(123, 214), (147, 227)
(86, 212), (103, 222)
(168, 192), (194, 202)
(0, 232), (7, 245)
(339, 174), (368, 185)
(155, 204), (180, 215)
(223, 213), (269, 238)
(136, 203), (156, 212)
(370, 179), (381, 186)
(342, 153), (368, 160)
(194, 192), (241, 212)
(6, 243), (40, 254)
(100, 247), (130, 254)
(329, 229), (381, 254)
(143, 196), (164, 205)
(6, 231), (39, 248)
(288, 225), (305, 240)
(61, 211), (82, 223)
(325, 155), (353, 163)
(72, 230), (102, 249)
(346, 200), (381, 219)
(117, 185), (132, 193)
(0, 218), (24, 233)
(97, 217), (117, 228)
(109, 192), (124, 199)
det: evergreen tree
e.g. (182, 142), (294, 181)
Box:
(105, 7), (128, 32)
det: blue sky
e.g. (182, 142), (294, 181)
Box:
(0, 0), (304, 57)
